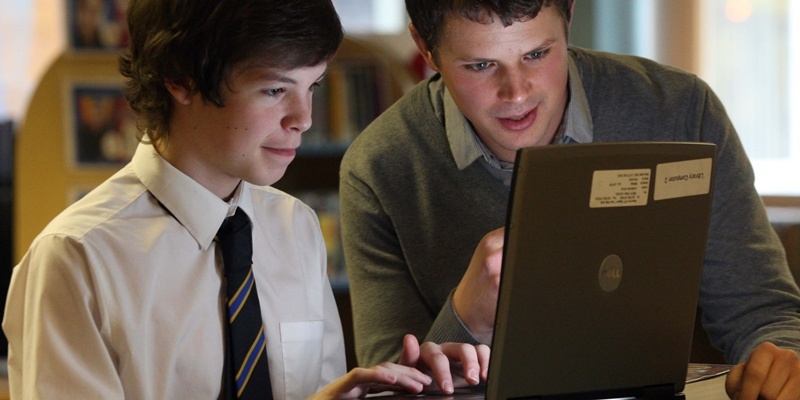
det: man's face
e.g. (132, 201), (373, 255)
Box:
(165, 62), (327, 199)
(429, 6), (570, 162)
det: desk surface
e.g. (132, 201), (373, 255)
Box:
(0, 375), (725, 400)
(370, 373), (728, 399)
(683, 374), (727, 399)
(0, 375), (7, 400)
(0, 366), (727, 400)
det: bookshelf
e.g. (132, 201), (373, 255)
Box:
(0, 121), (13, 359)
(274, 36), (413, 191)
(272, 37), (415, 291)
(272, 37), (415, 370)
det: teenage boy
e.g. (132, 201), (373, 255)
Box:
(340, 1), (800, 399)
(3, 0), (488, 398)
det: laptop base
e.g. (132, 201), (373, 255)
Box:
(512, 384), (684, 400)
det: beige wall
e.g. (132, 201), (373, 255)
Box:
(654, 0), (699, 74)
(0, 0), (65, 121)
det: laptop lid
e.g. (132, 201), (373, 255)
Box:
(487, 142), (717, 400)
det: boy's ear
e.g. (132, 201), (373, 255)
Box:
(164, 77), (194, 105)
(409, 23), (439, 73)
(568, 0), (576, 27)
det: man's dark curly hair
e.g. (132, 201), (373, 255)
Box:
(406, 0), (573, 59)
(119, 0), (343, 144)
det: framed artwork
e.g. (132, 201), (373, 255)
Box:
(68, 0), (129, 50)
(64, 80), (138, 168)
(69, 186), (95, 204)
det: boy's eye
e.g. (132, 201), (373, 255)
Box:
(264, 88), (285, 96)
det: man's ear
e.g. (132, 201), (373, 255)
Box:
(408, 23), (440, 73)
(164, 77), (194, 105)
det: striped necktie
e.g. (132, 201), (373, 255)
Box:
(217, 207), (274, 399)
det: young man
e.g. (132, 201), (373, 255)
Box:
(2, 0), (489, 398)
(340, 0), (800, 399)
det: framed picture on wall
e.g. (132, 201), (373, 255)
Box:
(69, 186), (95, 204)
(64, 80), (138, 168)
(67, 0), (129, 50)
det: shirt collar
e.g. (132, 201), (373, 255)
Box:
(433, 52), (594, 171)
(560, 54), (593, 144)
(131, 141), (254, 251)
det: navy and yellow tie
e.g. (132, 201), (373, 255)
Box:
(217, 208), (274, 399)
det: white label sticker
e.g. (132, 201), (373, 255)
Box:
(654, 158), (713, 201)
(589, 169), (651, 208)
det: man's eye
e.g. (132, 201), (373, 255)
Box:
(528, 49), (549, 60)
(469, 62), (491, 71)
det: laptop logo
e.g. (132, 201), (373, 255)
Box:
(599, 254), (623, 292)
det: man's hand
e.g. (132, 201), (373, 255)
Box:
(725, 342), (800, 399)
(452, 227), (505, 343)
(398, 334), (490, 394)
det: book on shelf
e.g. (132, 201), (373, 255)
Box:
(0, 121), (13, 183)
(295, 191), (347, 289)
(300, 58), (388, 153)
(303, 74), (331, 149)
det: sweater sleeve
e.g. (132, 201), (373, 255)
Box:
(425, 292), (483, 345)
(690, 77), (800, 363)
(577, 45), (800, 363)
(339, 167), (434, 366)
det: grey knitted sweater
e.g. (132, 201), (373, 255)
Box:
(340, 47), (800, 367)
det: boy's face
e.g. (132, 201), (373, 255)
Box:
(422, 5), (569, 162)
(167, 62), (326, 198)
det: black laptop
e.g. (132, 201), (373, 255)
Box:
(371, 142), (717, 400)
(487, 142), (716, 399)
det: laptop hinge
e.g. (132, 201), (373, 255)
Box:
(640, 384), (684, 400)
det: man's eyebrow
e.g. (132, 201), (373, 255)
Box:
(516, 39), (557, 57)
(455, 38), (558, 63)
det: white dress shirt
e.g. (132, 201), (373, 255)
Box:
(3, 142), (346, 399)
